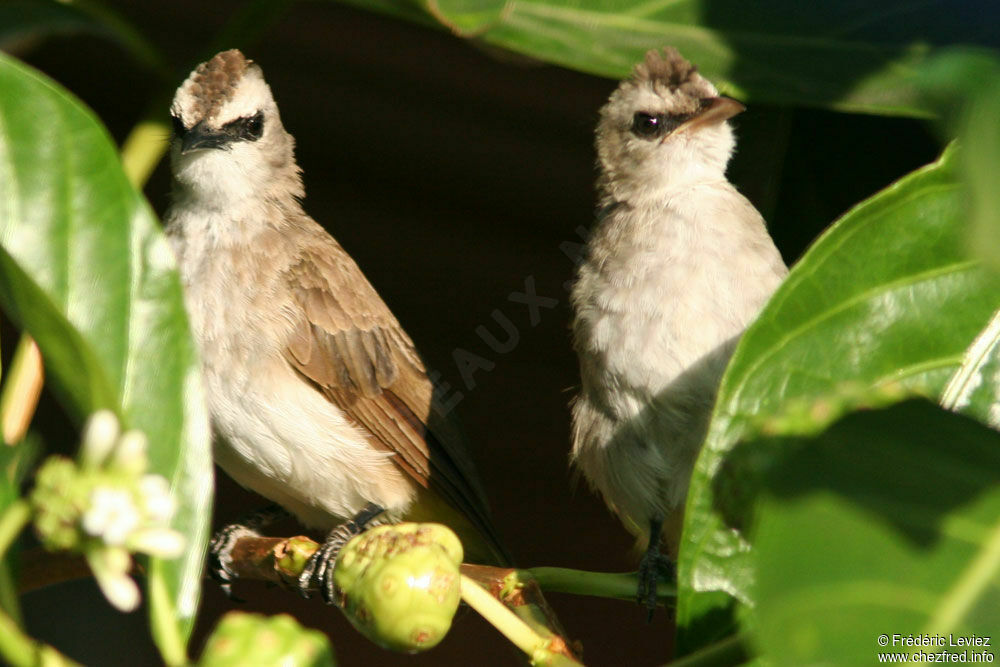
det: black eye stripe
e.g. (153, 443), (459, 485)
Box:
(222, 111), (265, 141)
(630, 111), (687, 140)
(170, 114), (187, 137)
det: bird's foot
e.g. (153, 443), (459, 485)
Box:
(637, 517), (674, 621)
(298, 503), (386, 605)
(209, 504), (290, 599)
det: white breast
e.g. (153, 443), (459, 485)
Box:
(570, 181), (786, 534)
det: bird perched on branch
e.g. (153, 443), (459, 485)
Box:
(164, 50), (509, 600)
(569, 47), (787, 611)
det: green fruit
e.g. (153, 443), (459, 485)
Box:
(199, 612), (335, 666)
(333, 523), (463, 653)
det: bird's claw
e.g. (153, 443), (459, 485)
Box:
(297, 525), (356, 605)
(298, 503), (386, 605)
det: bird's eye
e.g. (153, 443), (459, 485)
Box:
(631, 112), (663, 139)
(170, 114), (186, 137)
(222, 112), (265, 142)
(241, 112), (264, 141)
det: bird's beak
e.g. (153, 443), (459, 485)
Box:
(181, 121), (231, 154)
(677, 96), (746, 134)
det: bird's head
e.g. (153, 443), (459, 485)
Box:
(596, 48), (743, 200)
(169, 49), (303, 205)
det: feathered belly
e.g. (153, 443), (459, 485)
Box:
(180, 272), (416, 528)
(203, 354), (416, 528)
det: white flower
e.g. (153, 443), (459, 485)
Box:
(139, 474), (175, 523)
(128, 527), (185, 559)
(80, 410), (120, 469)
(83, 487), (141, 546)
(112, 430), (149, 475)
(34, 410), (190, 614)
(86, 546), (140, 612)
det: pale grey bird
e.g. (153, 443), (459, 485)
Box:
(570, 48), (788, 609)
(164, 50), (508, 600)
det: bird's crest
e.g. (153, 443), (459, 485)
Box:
(634, 48), (696, 88)
(181, 49), (251, 120)
(631, 48), (715, 104)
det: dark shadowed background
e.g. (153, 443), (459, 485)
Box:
(13, 1), (940, 664)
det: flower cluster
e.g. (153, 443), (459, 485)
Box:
(30, 411), (184, 611)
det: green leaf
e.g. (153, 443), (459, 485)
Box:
(676, 144), (1000, 652)
(906, 49), (1000, 272)
(0, 0), (169, 81)
(0, 249), (118, 415)
(0, 53), (211, 663)
(339, 0), (997, 116)
(749, 400), (1000, 665)
(941, 310), (1000, 428)
(421, 0), (505, 34)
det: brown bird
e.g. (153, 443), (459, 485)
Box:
(164, 49), (509, 599)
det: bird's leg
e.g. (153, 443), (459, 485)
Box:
(637, 515), (674, 621)
(210, 503), (291, 598)
(298, 502), (387, 605)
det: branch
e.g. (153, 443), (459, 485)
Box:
(526, 566), (675, 604)
(225, 534), (583, 663)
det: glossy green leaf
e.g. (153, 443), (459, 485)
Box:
(421, 0), (504, 34)
(941, 310), (1000, 429)
(750, 400), (1000, 665)
(0, 53), (211, 662)
(676, 145), (1000, 653)
(0, 249), (118, 415)
(338, 0), (997, 116)
(961, 80), (1000, 273)
(910, 49), (1000, 272)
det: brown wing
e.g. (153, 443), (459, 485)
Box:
(282, 231), (507, 563)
